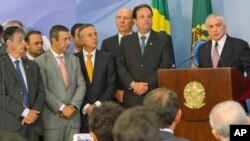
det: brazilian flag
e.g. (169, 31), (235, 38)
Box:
(191, 0), (212, 68)
(151, 0), (175, 68)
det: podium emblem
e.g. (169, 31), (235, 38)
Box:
(183, 81), (205, 109)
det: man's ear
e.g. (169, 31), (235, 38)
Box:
(246, 116), (250, 124)
(90, 131), (98, 141)
(174, 109), (182, 124)
(212, 128), (221, 141)
(6, 39), (12, 47)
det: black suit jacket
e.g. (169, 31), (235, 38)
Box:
(101, 34), (124, 90)
(0, 55), (45, 135)
(161, 131), (189, 141)
(198, 35), (250, 77)
(75, 50), (116, 130)
(101, 34), (119, 59)
(117, 30), (173, 108)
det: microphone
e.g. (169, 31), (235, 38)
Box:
(175, 55), (195, 68)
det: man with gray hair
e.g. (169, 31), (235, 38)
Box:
(198, 13), (250, 78)
(209, 100), (250, 141)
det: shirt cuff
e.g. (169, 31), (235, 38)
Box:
(82, 103), (90, 115)
(59, 104), (66, 111)
(21, 108), (30, 117)
(94, 101), (102, 107)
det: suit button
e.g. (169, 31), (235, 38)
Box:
(140, 64), (144, 67)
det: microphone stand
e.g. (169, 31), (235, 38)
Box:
(175, 55), (195, 68)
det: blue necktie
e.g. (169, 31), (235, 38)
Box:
(140, 36), (146, 55)
(14, 60), (29, 108)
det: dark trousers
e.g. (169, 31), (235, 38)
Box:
(17, 125), (40, 141)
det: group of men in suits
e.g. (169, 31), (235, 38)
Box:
(1, 3), (250, 141)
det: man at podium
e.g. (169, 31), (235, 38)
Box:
(198, 13), (250, 78)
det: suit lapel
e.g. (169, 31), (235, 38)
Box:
(64, 53), (72, 87)
(92, 50), (101, 83)
(46, 50), (65, 86)
(132, 33), (143, 59)
(21, 58), (31, 91)
(5, 55), (20, 83)
(142, 30), (156, 61)
(219, 35), (232, 67)
(205, 40), (213, 67)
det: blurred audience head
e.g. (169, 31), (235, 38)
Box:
(88, 102), (123, 141)
(113, 106), (161, 141)
(209, 100), (250, 141)
(144, 88), (181, 130)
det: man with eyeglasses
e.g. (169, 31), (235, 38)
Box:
(25, 30), (45, 60)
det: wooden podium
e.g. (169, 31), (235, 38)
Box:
(158, 68), (250, 141)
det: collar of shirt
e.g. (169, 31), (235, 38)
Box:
(8, 54), (28, 89)
(138, 31), (151, 45)
(160, 128), (174, 134)
(211, 34), (227, 56)
(50, 48), (65, 65)
(9, 54), (22, 64)
(118, 31), (133, 45)
(26, 52), (35, 61)
(82, 48), (96, 65)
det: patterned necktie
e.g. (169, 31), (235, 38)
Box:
(14, 60), (29, 108)
(86, 54), (93, 82)
(57, 56), (68, 86)
(140, 36), (146, 55)
(212, 42), (219, 68)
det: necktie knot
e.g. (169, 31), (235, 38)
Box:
(87, 54), (92, 59)
(215, 42), (218, 48)
(14, 60), (20, 65)
(57, 56), (63, 61)
(141, 36), (146, 41)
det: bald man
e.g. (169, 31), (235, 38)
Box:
(101, 7), (134, 103)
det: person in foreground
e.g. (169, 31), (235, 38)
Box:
(144, 88), (189, 141)
(113, 106), (161, 141)
(88, 102), (123, 141)
(209, 100), (250, 141)
(198, 13), (250, 78)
